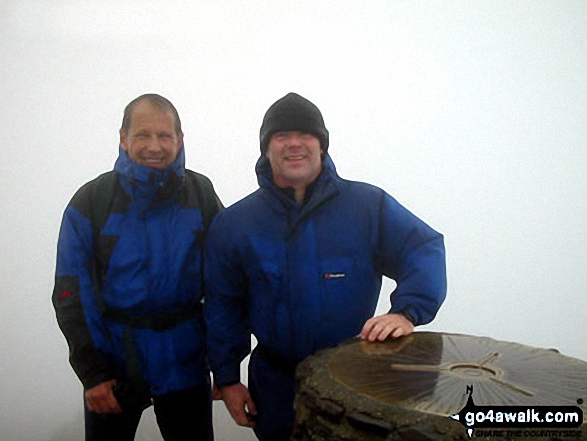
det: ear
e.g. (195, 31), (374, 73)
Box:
(178, 132), (184, 148)
(119, 129), (129, 152)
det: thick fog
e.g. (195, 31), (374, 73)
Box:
(1, 1), (586, 440)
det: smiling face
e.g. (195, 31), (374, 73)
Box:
(265, 131), (323, 190)
(119, 100), (183, 169)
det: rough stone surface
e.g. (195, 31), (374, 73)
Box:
(293, 337), (587, 440)
(293, 343), (467, 440)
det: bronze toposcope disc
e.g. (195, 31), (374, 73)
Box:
(293, 332), (587, 440)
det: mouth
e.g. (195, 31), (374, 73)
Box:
(284, 155), (306, 162)
(141, 157), (166, 164)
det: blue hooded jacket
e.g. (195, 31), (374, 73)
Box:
(204, 154), (446, 386)
(53, 146), (221, 395)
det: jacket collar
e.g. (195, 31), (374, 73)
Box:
(114, 145), (186, 204)
(255, 152), (338, 192)
(255, 153), (340, 222)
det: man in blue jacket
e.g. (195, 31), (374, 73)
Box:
(53, 94), (222, 441)
(204, 92), (447, 441)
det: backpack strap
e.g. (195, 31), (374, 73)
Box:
(185, 170), (223, 232)
(89, 171), (118, 236)
(88, 171), (118, 314)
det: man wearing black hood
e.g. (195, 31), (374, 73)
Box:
(205, 92), (447, 440)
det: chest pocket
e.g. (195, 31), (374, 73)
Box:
(321, 259), (352, 282)
(319, 256), (373, 325)
(320, 256), (353, 301)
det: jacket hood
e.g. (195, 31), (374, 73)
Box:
(114, 145), (186, 205)
(254, 153), (340, 225)
(115, 144), (186, 181)
(255, 153), (338, 191)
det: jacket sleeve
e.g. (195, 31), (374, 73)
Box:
(375, 191), (447, 326)
(52, 191), (115, 390)
(203, 213), (251, 387)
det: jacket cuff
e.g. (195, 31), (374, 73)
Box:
(389, 307), (418, 326)
(78, 367), (116, 390)
(213, 363), (241, 388)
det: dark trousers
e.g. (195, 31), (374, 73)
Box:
(84, 381), (213, 441)
(248, 347), (298, 441)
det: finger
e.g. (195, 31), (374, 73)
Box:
(367, 322), (388, 341)
(362, 316), (387, 338)
(100, 387), (119, 413)
(85, 396), (96, 413)
(85, 390), (103, 414)
(234, 408), (253, 427)
(391, 326), (405, 338)
(108, 395), (123, 413)
(87, 390), (121, 414)
(90, 397), (108, 414)
(245, 395), (257, 416)
(226, 400), (250, 427)
(245, 414), (257, 429)
(241, 395), (257, 428)
(376, 325), (395, 341)
(89, 397), (109, 414)
(392, 323), (414, 338)
(359, 318), (380, 340)
(358, 320), (375, 339)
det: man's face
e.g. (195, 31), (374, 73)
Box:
(265, 131), (323, 189)
(120, 101), (183, 169)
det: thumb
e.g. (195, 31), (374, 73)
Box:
(245, 395), (257, 415)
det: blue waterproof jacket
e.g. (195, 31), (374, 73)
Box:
(204, 154), (446, 386)
(53, 147), (221, 395)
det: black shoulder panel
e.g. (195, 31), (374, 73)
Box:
(69, 171), (130, 229)
(69, 178), (96, 220)
(182, 170), (223, 230)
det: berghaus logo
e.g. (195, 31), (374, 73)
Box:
(322, 272), (346, 280)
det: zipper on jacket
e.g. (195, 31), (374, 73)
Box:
(138, 207), (153, 313)
(286, 205), (293, 232)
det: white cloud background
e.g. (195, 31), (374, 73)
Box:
(1, 1), (586, 439)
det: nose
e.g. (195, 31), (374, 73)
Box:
(145, 135), (163, 151)
(286, 133), (304, 149)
